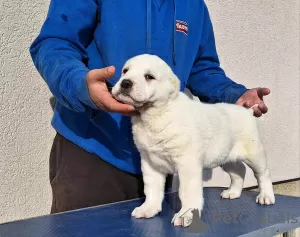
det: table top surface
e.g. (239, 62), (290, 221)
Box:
(1, 187), (300, 237)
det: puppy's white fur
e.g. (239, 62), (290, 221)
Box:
(112, 54), (275, 227)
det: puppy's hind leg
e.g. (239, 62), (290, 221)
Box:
(131, 156), (166, 219)
(221, 161), (246, 199)
(171, 158), (203, 227)
(244, 145), (275, 205)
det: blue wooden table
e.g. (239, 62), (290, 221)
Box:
(1, 188), (300, 237)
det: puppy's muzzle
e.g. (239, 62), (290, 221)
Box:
(120, 79), (133, 95)
(121, 79), (133, 89)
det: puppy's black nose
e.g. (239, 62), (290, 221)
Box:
(121, 79), (133, 89)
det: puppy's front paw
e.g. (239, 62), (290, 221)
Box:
(220, 189), (241, 199)
(131, 203), (161, 219)
(256, 192), (275, 205)
(171, 207), (199, 227)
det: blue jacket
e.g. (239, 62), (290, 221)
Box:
(29, 0), (248, 174)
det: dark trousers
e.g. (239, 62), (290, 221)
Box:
(49, 133), (173, 214)
(49, 133), (145, 214)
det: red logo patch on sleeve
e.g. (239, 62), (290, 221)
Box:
(176, 20), (188, 35)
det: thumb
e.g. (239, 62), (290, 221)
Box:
(89, 66), (115, 82)
(257, 87), (270, 99)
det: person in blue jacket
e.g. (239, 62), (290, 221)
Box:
(29, 0), (270, 214)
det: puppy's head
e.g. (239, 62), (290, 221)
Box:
(112, 54), (180, 108)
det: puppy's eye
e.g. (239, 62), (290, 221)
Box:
(123, 68), (129, 74)
(145, 74), (155, 80)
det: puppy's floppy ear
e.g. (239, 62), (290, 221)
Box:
(170, 72), (181, 92)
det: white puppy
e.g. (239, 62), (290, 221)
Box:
(112, 54), (275, 227)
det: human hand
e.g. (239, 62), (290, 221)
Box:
(86, 66), (138, 116)
(236, 87), (271, 117)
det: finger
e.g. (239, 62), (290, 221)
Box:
(258, 102), (268, 114)
(235, 98), (245, 106)
(90, 66), (116, 82)
(106, 101), (136, 113)
(243, 101), (252, 108)
(93, 89), (136, 114)
(253, 106), (262, 117)
(257, 87), (271, 99)
(102, 96), (136, 113)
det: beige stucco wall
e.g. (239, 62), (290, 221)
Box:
(202, 0), (300, 188)
(0, 0), (299, 224)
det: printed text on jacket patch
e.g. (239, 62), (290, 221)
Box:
(176, 20), (188, 35)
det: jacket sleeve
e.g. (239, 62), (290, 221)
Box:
(186, 3), (248, 104)
(29, 0), (99, 112)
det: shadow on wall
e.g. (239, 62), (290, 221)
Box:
(49, 97), (55, 111)
(184, 88), (195, 100)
